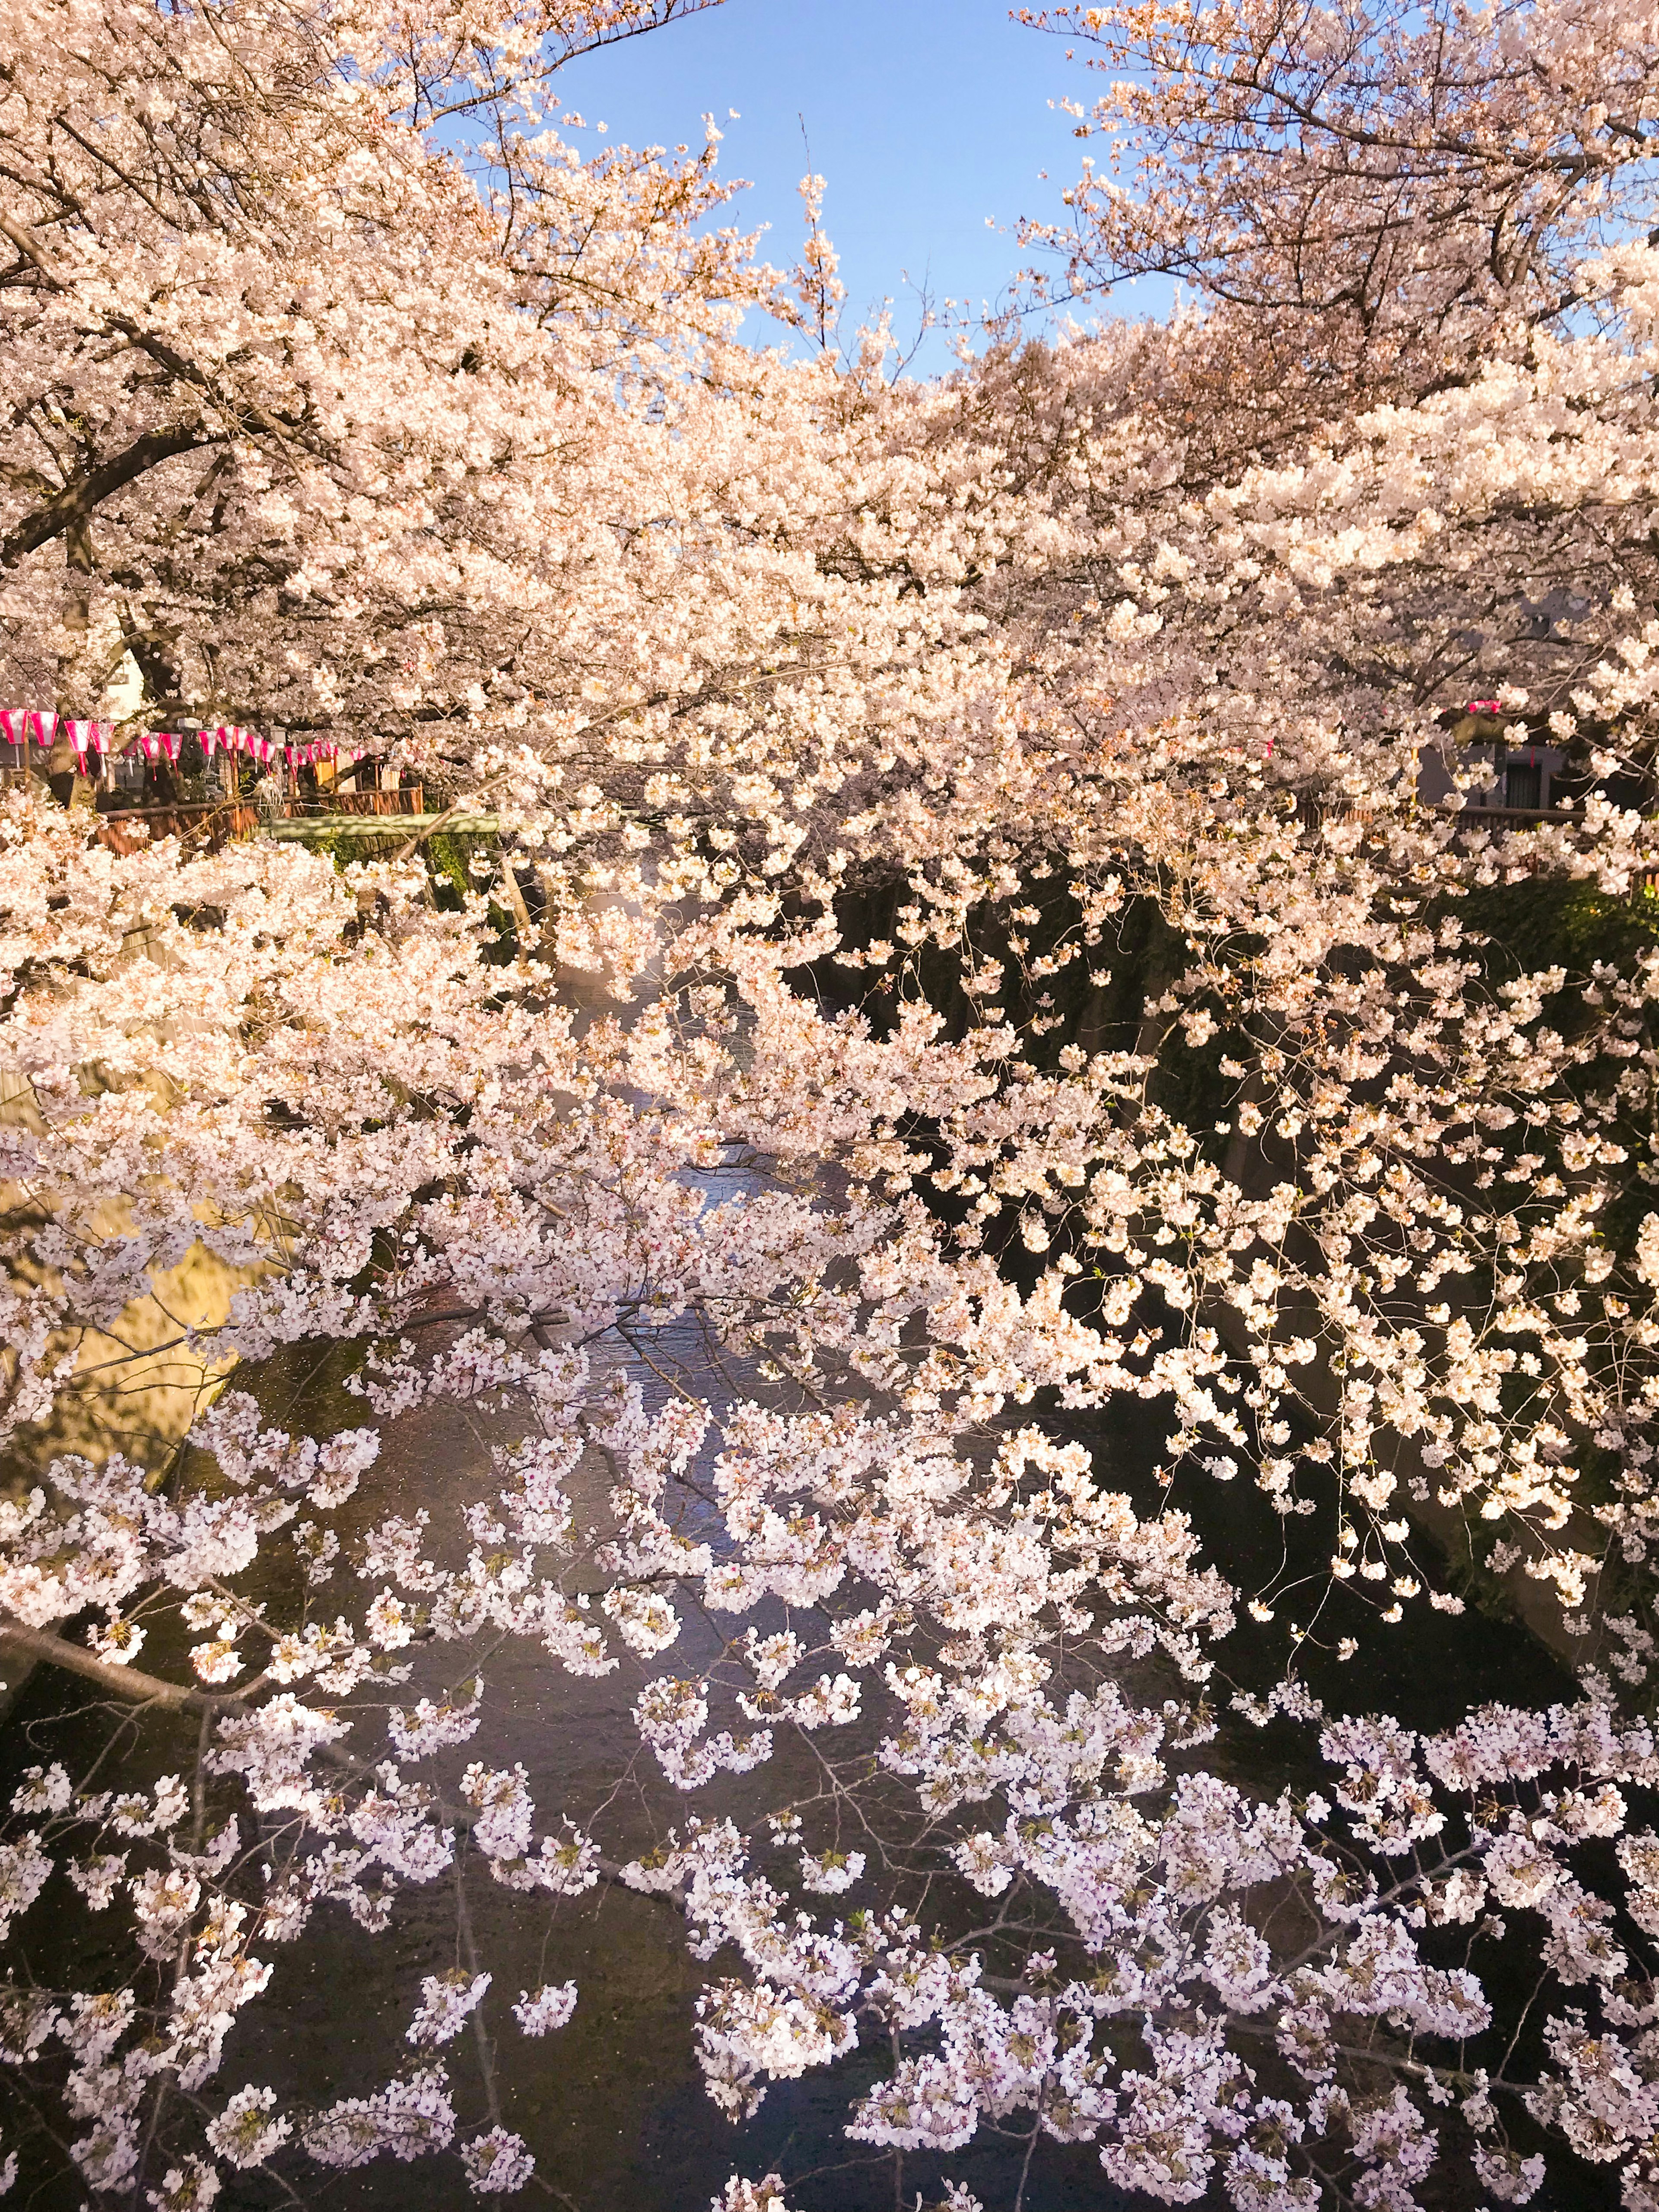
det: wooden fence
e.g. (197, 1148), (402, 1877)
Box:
(309, 787), (423, 817)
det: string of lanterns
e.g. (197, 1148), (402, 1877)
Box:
(1, 708), (363, 772)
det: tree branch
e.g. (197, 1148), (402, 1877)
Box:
(0, 423), (226, 567)
(0, 1621), (267, 1712)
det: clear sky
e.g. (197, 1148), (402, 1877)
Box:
(561, 0), (1101, 372)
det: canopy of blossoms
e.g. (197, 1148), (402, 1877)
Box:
(6, 0), (1659, 2207)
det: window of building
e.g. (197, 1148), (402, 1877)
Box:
(1504, 759), (1542, 810)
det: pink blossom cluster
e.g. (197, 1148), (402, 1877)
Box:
(7, 0), (1659, 2202)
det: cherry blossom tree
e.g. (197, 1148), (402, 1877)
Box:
(9, 0), (1659, 2206)
(1018, 0), (1659, 417)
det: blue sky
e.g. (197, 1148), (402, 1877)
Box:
(561, 0), (1104, 372)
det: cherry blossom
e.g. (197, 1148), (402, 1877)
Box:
(9, 0), (1659, 2202)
